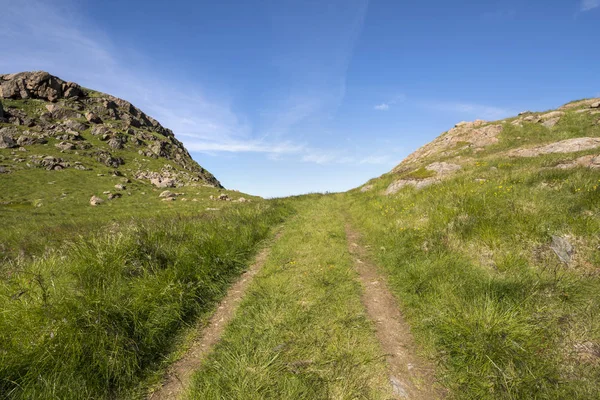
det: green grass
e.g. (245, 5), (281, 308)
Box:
(344, 151), (600, 398)
(187, 195), (391, 400)
(0, 200), (294, 399)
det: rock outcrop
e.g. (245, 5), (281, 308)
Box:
(0, 71), (222, 188)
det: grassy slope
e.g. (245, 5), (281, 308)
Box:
(187, 195), (392, 400)
(0, 198), (294, 399)
(344, 107), (600, 398)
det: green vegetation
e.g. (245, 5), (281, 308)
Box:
(344, 137), (600, 397)
(2, 82), (600, 400)
(0, 200), (294, 399)
(187, 195), (391, 399)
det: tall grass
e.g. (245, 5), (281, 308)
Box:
(0, 201), (294, 399)
(344, 155), (600, 398)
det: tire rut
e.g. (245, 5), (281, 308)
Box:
(148, 231), (282, 400)
(345, 224), (443, 400)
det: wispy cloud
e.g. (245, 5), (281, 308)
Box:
(373, 94), (406, 111)
(0, 0), (307, 158)
(301, 149), (395, 166)
(421, 100), (515, 120)
(581, 0), (600, 11)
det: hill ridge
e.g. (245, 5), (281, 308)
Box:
(0, 71), (221, 189)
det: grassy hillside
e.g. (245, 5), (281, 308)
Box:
(0, 72), (296, 399)
(345, 99), (600, 398)
(2, 71), (600, 399)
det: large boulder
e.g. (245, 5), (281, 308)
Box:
(151, 177), (176, 188)
(509, 137), (600, 157)
(425, 162), (462, 176)
(0, 71), (83, 102)
(89, 195), (103, 206)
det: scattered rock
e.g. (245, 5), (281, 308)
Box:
(91, 125), (110, 136)
(237, 197), (248, 203)
(540, 111), (564, 121)
(0, 133), (17, 149)
(107, 193), (122, 200)
(55, 141), (75, 151)
(89, 195), (103, 206)
(40, 156), (68, 170)
(206, 208), (220, 211)
(550, 235), (573, 264)
(542, 118), (560, 128)
(162, 197), (175, 202)
(63, 119), (88, 132)
(159, 190), (176, 198)
(85, 112), (102, 124)
(425, 161), (462, 175)
(509, 138), (600, 157)
(555, 154), (600, 169)
(591, 101), (600, 109)
(389, 376), (409, 398)
(559, 98), (600, 110)
(360, 184), (373, 193)
(385, 178), (437, 195)
(218, 193), (231, 201)
(114, 184), (126, 190)
(150, 177), (176, 188)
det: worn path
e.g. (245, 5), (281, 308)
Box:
(346, 224), (442, 399)
(149, 231), (282, 400)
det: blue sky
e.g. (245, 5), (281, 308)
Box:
(1, 0), (599, 197)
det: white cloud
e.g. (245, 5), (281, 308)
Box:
(422, 101), (514, 120)
(374, 103), (390, 111)
(0, 0), (307, 158)
(359, 155), (394, 165)
(581, 0), (600, 11)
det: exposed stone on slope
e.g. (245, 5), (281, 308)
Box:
(0, 71), (82, 101)
(559, 98), (600, 110)
(395, 122), (502, 171)
(360, 184), (373, 193)
(89, 195), (103, 206)
(0, 131), (17, 149)
(385, 178), (437, 195)
(555, 154), (600, 169)
(0, 71), (222, 188)
(425, 162), (462, 175)
(508, 138), (600, 157)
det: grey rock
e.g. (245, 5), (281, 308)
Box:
(542, 118), (560, 129)
(55, 141), (75, 151)
(107, 137), (124, 149)
(91, 125), (110, 136)
(89, 195), (103, 206)
(85, 112), (102, 124)
(551, 235), (573, 264)
(151, 177), (176, 188)
(426, 161), (462, 175)
(360, 184), (373, 192)
(63, 119), (88, 132)
(389, 376), (409, 398)
(0, 133), (17, 149)
(114, 184), (126, 190)
(159, 190), (176, 198)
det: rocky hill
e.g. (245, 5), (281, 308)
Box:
(0, 71), (221, 189)
(360, 97), (600, 194)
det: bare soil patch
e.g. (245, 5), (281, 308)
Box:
(345, 225), (443, 399)
(148, 232), (281, 399)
